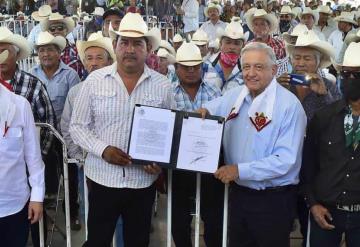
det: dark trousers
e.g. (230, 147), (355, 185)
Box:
(297, 194), (309, 247)
(0, 203), (29, 247)
(310, 207), (360, 247)
(228, 184), (297, 247)
(171, 171), (224, 247)
(83, 179), (156, 247)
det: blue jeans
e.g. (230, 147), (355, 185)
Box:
(310, 207), (360, 247)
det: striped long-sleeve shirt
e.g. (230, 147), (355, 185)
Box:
(70, 63), (175, 188)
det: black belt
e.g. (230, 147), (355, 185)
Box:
(231, 183), (296, 194)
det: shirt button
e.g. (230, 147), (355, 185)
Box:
(343, 191), (346, 195)
(328, 141), (332, 145)
(346, 174), (350, 178)
(351, 157), (354, 160)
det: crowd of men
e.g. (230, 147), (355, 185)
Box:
(0, 0), (360, 247)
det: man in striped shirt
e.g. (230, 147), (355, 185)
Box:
(171, 42), (224, 247)
(70, 13), (175, 247)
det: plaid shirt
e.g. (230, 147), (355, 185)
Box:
(10, 68), (56, 154)
(61, 40), (85, 80)
(173, 81), (221, 111)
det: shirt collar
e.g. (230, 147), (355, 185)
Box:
(108, 62), (152, 81)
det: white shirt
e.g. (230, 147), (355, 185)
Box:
(328, 29), (347, 61)
(0, 85), (45, 217)
(200, 19), (227, 42)
(70, 64), (175, 188)
(314, 23), (337, 40)
(312, 28), (327, 41)
(181, 0), (199, 33)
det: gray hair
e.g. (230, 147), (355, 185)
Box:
(290, 47), (322, 68)
(12, 45), (20, 55)
(240, 42), (276, 67)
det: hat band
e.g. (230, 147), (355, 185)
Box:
(193, 39), (208, 42)
(178, 59), (202, 63)
(120, 30), (145, 35)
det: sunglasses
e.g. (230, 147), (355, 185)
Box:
(340, 71), (360, 79)
(49, 25), (66, 32)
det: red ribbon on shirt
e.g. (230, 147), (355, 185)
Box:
(0, 77), (13, 92)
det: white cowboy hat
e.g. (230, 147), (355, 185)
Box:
(286, 30), (335, 68)
(191, 29), (209, 46)
(355, 11), (360, 20)
(157, 48), (176, 64)
(299, 7), (319, 24)
(204, 2), (222, 18)
(333, 42), (360, 71)
(246, 8), (279, 34)
(40, 12), (75, 34)
(173, 33), (184, 43)
(77, 31), (116, 64)
(209, 38), (220, 49)
(280, 6), (295, 16)
(31, 5), (52, 21)
(283, 23), (309, 44)
(344, 29), (360, 44)
(291, 6), (302, 17)
(317, 5), (332, 15)
(0, 27), (30, 60)
(0, 50), (9, 64)
(217, 19), (248, 41)
(176, 42), (202, 66)
(35, 31), (66, 51)
(110, 13), (160, 51)
(334, 12), (357, 25)
(92, 7), (105, 16)
(159, 40), (176, 57)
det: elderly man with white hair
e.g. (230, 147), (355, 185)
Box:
(198, 42), (307, 247)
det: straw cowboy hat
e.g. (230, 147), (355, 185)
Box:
(159, 40), (176, 57)
(334, 12), (357, 25)
(92, 7), (105, 16)
(280, 6), (295, 16)
(176, 42), (202, 66)
(40, 13), (75, 34)
(344, 29), (360, 44)
(35, 31), (66, 51)
(317, 5), (332, 15)
(286, 30), (335, 68)
(333, 42), (360, 71)
(246, 8), (279, 35)
(173, 33), (184, 43)
(110, 13), (160, 51)
(77, 31), (116, 64)
(31, 5), (52, 21)
(283, 23), (309, 44)
(191, 29), (209, 46)
(299, 7), (319, 24)
(204, 2), (222, 18)
(0, 27), (30, 60)
(157, 48), (176, 64)
(209, 38), (220, 49)
(217, 19), (248, 41)
(0, 50), (9, 64)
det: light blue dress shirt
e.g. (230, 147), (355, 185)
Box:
(205, 83), (307, 190)
(31, 61), (80, 124)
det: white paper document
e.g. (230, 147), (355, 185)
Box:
(128, 106), (176, 163)
(176, 117), (223, 173)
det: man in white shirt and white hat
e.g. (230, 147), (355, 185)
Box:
(203, 19), (247, 93)
(198, 42), (307, 247)
(328, 12), (357, 61)
(299, 7), (327, 41)
(199, 2), (227, 42)
(0, 50), (45, 247)
(279, 6), (297, 34)
(70, 13), (175, 246)
(192, 29), (210, 61)
(313, 5), (336, 40)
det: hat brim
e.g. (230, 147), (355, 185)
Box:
(31, 11), (49, 22)
(286, 41), (335, 68)
(217, 29), (249, 42)
(177, 60), (203, 66)
(334, 17), (357, 25)
(279, 12), (295, 16)
(299, 12), (319, 25)
(247, 14), (279, 34)
(77, 39), (116, 65)
(160, 41), (176, 57)
(40, 17), (75, 34)
(159, 53), (176, 64)
(0, 34), (30, 60)
(35, 36), (66, 51)
(0, 50), (9, 63)
(110, 27), (161, 52)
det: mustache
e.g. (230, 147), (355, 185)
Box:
(123, 55), (137, 60)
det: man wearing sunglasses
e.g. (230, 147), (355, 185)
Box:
(41, 13), (85, 80)
(301, 42), (360, 247)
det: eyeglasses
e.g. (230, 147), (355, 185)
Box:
(49, 25), (65, 32)
(340, 71), (360, 79)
